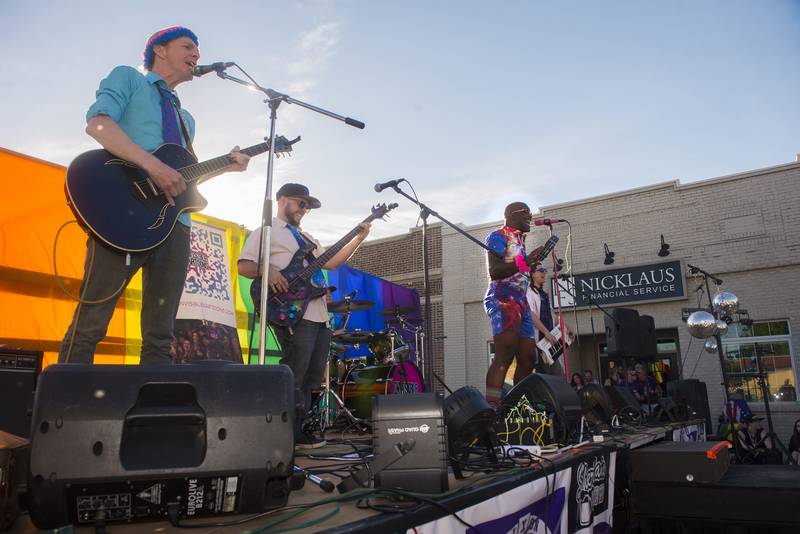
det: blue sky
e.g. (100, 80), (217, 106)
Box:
(2, 1), (799, 242)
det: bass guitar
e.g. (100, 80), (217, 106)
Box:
(65, 136), (299, 252)
(250, 203), (398, 328)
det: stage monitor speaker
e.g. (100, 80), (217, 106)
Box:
(604, 385), (642, 424)
(630, 441), (729, 484)
(639, 315), (657, 359)
(579, 384), (614, 426)
(0, 349), (42, 438)
(667, 379), (712, 435)
(372, 393), (448, 493)
(28, 361), (295, 529)
(502, 373), (582, 444)
(604, 308), (641, 358)
(652, 396), (688, 422)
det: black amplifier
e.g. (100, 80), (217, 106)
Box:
(0, 348), (42, 438)
(630, 441), (729, 484)
(372, 393), (448, 493)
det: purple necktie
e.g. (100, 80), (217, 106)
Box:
(156, 84), (182, 145)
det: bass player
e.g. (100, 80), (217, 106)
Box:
(237, 183), (370, 449)
(59, 26), (250, 365)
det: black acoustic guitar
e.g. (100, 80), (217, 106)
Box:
(65, 136), (299, 252)
(250, 203), (398, 328)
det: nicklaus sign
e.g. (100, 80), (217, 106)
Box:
(554, 260), (686, 309)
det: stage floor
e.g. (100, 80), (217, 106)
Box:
(11, 420), (706, 533)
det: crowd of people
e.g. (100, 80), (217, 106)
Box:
(170, 319), (241, 363)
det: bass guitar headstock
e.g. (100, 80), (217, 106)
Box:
(271, 135), (301, 157)
(369, 202), (399, 221)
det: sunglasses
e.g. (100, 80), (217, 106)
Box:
(535, 267), (548, 273)
(511, 208), (532, 217)
(290, 197), (309, 210)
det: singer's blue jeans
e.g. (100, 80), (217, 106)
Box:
(59, 225), (190, 364)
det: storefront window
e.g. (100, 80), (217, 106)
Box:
(722, 320), (796, 402)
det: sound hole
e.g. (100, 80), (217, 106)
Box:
(39, 421), (49, 434)
(93, 441), (103, 456)
(281, 412), (288, 422)
(218, 428), (227, 440)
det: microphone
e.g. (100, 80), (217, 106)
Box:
(344, 290), (358, 299)
(193, 62), (235, 77)
(374, 179), (405, 193)
(533, 218), (566, 226)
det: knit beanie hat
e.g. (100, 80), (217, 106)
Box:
(143, 26), (199, 70)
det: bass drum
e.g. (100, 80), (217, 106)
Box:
(342, 361), (425, 419)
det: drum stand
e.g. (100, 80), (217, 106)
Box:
(317, 309), (370, 437)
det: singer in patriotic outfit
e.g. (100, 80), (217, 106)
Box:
(59, 26), (250, 364)
(483, 202), (547, 407)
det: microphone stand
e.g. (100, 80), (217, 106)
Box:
(385, 182), (500, 392)
(214, 65), (365, 364)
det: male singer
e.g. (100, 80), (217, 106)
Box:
(60, 26), (250, 365)
(483, 202), (546, 407)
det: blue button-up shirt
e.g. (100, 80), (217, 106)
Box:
(87, 66), (195, 226)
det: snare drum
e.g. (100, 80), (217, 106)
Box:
(342, 361), (425, 418)
(367, 328), (409, 365)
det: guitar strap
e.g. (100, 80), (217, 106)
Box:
(168, 97), (197, 159)
(287, 225), (319, 266)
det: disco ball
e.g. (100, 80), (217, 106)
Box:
(715, 319), (729, 337)
(687, 310), (718, 339)
(704, 338), (718, 353)
(712, 292), (739, 315)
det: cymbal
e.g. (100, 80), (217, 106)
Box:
(331, 331), (375, 344)
(379, 306), (416, 317)
(327, 299), (375, 313)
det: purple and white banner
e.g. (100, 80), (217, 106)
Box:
(671, 422), (706, 442)
(568, 450), (617, 534)
(411, 467), (571, 534)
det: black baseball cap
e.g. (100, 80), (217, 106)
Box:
(276, 183), (321, 209)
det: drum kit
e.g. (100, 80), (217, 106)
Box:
(310, 296), (426, 434)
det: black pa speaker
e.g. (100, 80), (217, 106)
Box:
(579, 384), (614, 427)
(0, 349), (42, 438)
(371, 393), (448, 493)
(604, 385), (643, 424)
(605, 308), (641, 358)
(667, 379), (712, 434)
(28, 361), (296, 529)
(639, 315), (657, 359)
(502, 373), (582, 444)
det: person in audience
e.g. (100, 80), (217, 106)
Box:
(627, 368), (647, 407)
(570, 372), (585, 390)
(778, 379), (797, 401)
(583, 369), (599, 385)
(788, 418), (800, 465)
(736, 413), (782, 464)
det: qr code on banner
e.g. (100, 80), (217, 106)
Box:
(184, 225), (231, 301)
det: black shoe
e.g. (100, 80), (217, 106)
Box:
(295, 432), (326, 450)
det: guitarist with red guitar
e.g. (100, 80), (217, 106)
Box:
(59, 26), (251, 365)
(237, 183), (376, 450)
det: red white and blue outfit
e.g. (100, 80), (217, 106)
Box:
(484, 225), (534, 338)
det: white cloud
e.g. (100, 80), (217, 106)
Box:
(289, 22), (342, 76)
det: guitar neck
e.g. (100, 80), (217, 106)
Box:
(179, 143), (269, 185)
(296, 218), (372, 283)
